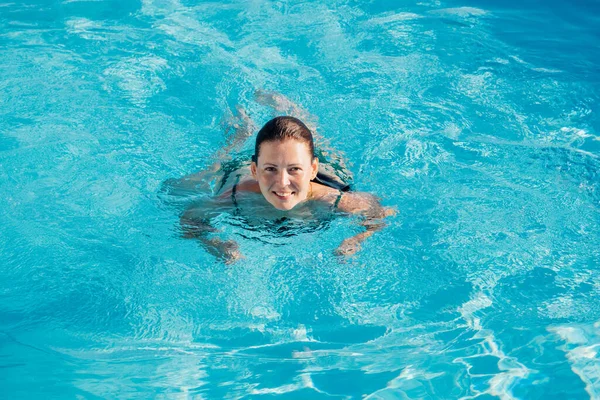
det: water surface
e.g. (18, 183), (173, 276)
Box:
(1, 0), (599, 398)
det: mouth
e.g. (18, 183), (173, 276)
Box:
(273, 191), (294, 200)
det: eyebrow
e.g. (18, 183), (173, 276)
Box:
(263, 163), (302, 167)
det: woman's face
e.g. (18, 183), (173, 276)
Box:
(250, 139), (318, 211)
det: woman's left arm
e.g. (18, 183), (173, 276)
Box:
(335, 193), (396, 256)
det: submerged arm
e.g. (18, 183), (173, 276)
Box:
(162, 106), (255, 197)
(180, 196), (242, 264)
(335, 193), (395, 256)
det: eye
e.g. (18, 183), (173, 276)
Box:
(289, 167), (302, 173)
(265, 167), (276, 172)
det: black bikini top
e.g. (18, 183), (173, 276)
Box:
(313, 171), (351, 192)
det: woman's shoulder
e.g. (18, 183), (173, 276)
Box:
(337, 191), (377, 211)
(217, 176), (260, 198)
(237, 178), (261, 193)
(311, 183), (375, 207)
(335, 191), (396, 218)
(311, 182), (343, 203)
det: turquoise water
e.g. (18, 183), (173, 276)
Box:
(1, 0), (600, 398)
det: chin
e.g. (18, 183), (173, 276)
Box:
(271, 201), (297, 211)
(267, 195), (299, 211)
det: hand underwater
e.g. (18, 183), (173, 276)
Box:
(335, 237), (361, 257)
(334, 206), (397, 258)
(210, 238), (244, 265)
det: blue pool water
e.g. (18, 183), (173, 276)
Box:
(1, 0), (600, 398)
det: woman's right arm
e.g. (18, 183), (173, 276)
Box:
(180, 197), (242, 264)
(334, 192), (396, 256)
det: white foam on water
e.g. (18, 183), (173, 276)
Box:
(141, 0), (183, 17)
(550, 324), (600, 398)
(367, 12), (424, 26)
(509, 55), (563, 73)
(102, 56), (169, 106)
(431, 7), (488, 17)
(62, 0), (104, 3)
(456, 291), (530, 399)
(156, 13), (234, 49)
(363, 366), (445, 399)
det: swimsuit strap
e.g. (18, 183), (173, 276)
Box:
(333, 190), (343, 210)
(231, 173), (241, 214)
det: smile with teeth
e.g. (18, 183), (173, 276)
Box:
(273, 191), (294, 199)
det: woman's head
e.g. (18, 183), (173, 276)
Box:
(253, 116), (315, 161)
(250, 116), (319, 211)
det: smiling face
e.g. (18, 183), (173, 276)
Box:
(250, 139), (319, 211)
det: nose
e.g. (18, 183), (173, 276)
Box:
(276, 170), (290, 186)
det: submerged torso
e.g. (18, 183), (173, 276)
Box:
(187, 187), (344, 242)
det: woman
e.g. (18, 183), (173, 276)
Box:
(176, 113), (394, 264)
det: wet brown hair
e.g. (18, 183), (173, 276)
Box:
(252, 116), (315, 163)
